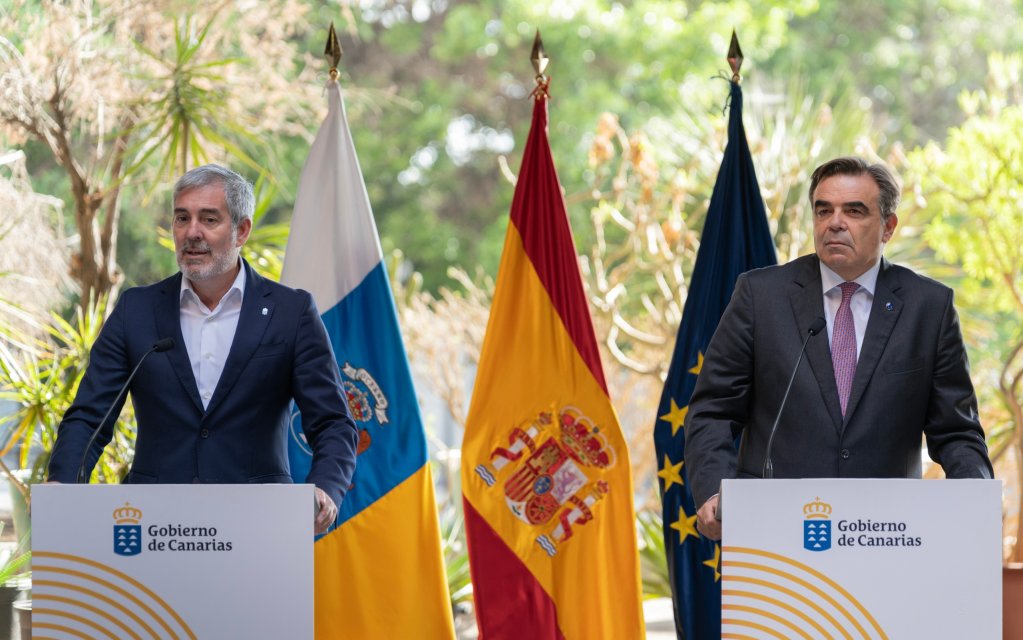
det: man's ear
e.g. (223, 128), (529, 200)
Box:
(881, 213), (898, 243)
(235, 217), (253, 247)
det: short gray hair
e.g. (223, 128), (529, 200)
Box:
(173, 164), (255, 226)
(808, 156), (901, 222)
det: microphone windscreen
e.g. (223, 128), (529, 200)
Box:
(808, 317), (827, 336)
(152, 337), (176, 352)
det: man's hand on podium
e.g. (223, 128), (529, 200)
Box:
(696, 495), (721, 541)
(313, 487), (338, 535)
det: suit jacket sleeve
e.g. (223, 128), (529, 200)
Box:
(47, 293), (133, 482)
(290, 292), (359, 508)
(924, 289), (993, 478)
(684, 272), (756, 507)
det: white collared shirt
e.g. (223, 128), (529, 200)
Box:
(179, 266), (246, 409)
(820, 260), (881, 361)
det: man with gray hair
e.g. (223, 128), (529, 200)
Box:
(684, 156), (992, 541)
(49, 164), (358, 534)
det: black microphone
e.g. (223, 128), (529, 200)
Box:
(762, 317), (826, 479)
(76, 338), (175, 484)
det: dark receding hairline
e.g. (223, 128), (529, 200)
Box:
(808, 156), (901, 221)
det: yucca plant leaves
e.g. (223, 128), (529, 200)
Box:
(0, 297), (137, 488)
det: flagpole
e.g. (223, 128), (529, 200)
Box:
(285, 20), (456, 638)
(654, 28), (778, 639)
(461, 26), (645, 639)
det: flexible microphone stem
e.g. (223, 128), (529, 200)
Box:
(762, 318), (826, 479)
(76, 338), (175, 484)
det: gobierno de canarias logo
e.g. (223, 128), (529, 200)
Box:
(113, 502), (143, 557)
(803, 496), (832, 552)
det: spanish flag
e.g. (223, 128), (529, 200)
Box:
(461, 80), (645, 638)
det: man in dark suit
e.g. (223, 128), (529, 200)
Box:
(685, 156), (992, 540)
(48, 164), (358, 534)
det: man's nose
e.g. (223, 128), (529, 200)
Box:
(184, 219), (203, 239)
(827, 211), (847, 230)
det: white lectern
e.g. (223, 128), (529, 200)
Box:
(721, 479), (1002, 639)
(32, 484), (314, 639)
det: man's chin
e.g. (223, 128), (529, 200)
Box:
(178, 262), (213, 282)
(819, 249), (851, 265)
(178, 256), (238, 283)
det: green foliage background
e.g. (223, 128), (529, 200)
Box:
(7, 0), (1023, 291)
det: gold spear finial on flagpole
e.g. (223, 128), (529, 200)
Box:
(530, 29), (550, 98)
(325, 22), (343, 81)
(531, 29), (549, 82)
(728, 29), (744, 83)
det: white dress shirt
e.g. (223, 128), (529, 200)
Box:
(820, 259), (881, 361)
(179, 266), (246, 409)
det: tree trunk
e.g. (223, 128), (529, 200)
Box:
(50, 108), (125, 306)
(1012, 424), (1023, 563)
(69, 187), (121, 307)
(1003, 341), (1023, 564)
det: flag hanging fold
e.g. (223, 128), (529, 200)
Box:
(653, 80), (777, 638)
(461, 81), (645, 639)
(282, 78), (455, 639)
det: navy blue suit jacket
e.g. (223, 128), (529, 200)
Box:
(48, 261), (359, 508)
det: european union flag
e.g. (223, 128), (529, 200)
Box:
(653, 79), (777, 638)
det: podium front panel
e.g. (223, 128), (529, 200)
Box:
(721, 478), (1001, 639)
(32, 483), (314, 639)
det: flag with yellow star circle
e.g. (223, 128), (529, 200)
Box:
(653, 78), (777, 639)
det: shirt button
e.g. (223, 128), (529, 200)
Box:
(202, 391), (211, 400)
(200, 428), (210, 439)
(840, 448), (850, 460)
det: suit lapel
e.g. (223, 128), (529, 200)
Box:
(204, 261), (274, 416)
(844, 258), (902, 423)
(155, 273), (204, 413)
(789, 256), (844, 433)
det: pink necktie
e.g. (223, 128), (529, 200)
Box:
(832, 282), (859, 416)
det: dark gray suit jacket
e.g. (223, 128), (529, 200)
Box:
(684, 254), (992, 507)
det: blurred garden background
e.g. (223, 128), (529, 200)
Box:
(1, 0), (1022, 627)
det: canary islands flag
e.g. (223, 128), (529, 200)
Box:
(461, 81), (645, 639)
(653, 80), (777, 638)
(282, 78), (454, 638)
